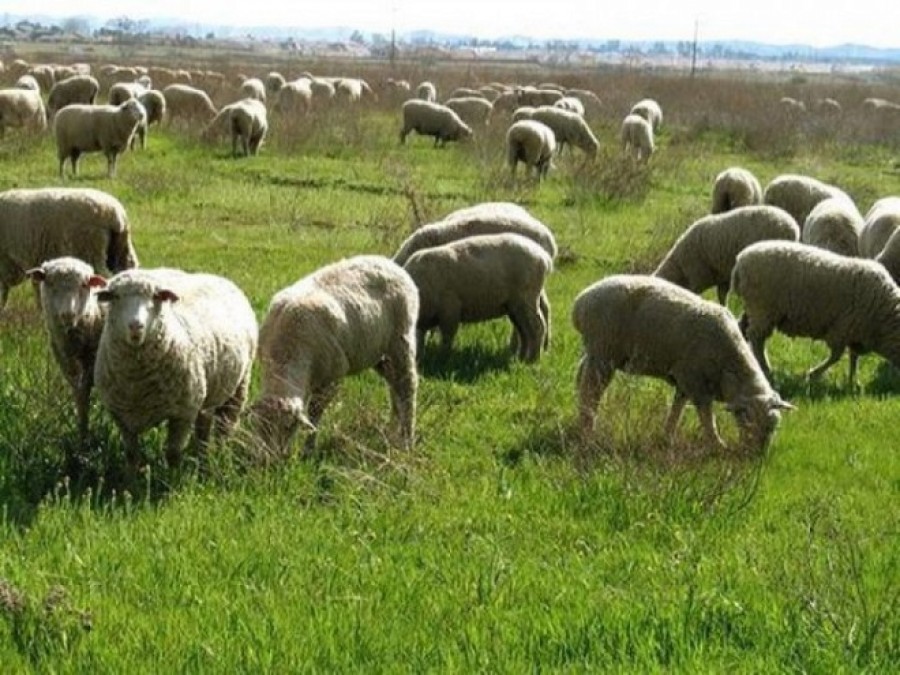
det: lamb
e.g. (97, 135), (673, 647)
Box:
(416, 81), (437, 102)
(25, 258), (107, 442)
(620, 113), (654, 161)
(859, 197), (900, 259)
(507, 119), (556, 180)
(0, 87), (46, 136)
(54, 99), (146, 178)
(402, 233), (552, 363)
(801, 196), (864, 257)
(630, 98), (663, 130)
(94, 268), (258, 468)
(762, 174), (850, 229)
(731, 240), (900, 390)
(529, 105), (599, 157)
(399, 100), (473, 147)
(203, 98), (268, 157)
(46, 75), (100, 118)
(444, 96), (494, 127)
(654, 205), (800, 304)
(239, 77), (266, 102)
(162, 84), (217, 126)
(248, 255), (418, 454)
(711, 167), (763, 214)
(572, 274), (792, 451)
(0, 187), (138, 311)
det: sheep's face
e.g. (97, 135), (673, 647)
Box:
(98, 286), (178, 347)
(248, 397), (314, 455)
(730, 394), (795, 452)
(27, 260), (105, 330)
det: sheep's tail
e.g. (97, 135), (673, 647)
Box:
(107, 227), (139, 272)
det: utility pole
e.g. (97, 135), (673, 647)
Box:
(690, 19), (699, 78)
(390, 1), (397, 68)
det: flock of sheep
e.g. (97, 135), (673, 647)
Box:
(1, 56), (900, 470)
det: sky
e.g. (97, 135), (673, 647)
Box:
(2, 1), (899, 49)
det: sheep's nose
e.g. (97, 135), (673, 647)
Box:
(59, 310), (76, 323)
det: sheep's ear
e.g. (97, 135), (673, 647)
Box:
(298, 412), (316, 433)
(771, 396), (797, 412)
(86, 275), (107, 289)
(154, 289), (179, 303)
(25, 268), (45, 283)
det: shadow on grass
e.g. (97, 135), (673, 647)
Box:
(770, 360), (900, 402)
(419, 341), (516, 383)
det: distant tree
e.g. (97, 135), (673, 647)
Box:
(349, 29), (365, 44)
(61, 16), (91, 36)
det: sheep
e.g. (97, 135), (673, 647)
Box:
(711, 167), (763, 214)
(478, 86), (501, 102)
(203, 98), (268, 157)
(162, 84), (217, 126)
(335, 78), (375, 104)
(518, 87), (564, 107)
(25, 258), (108, 442)
(762, 174), (851, 229)
(511, 106), (536, 122)
(402, 233), (552, 363)
(529, 105), (599, 157)
(779, 96), (807, 118)
(239, 77), (266, 102)
(630, 98), (663, 130)
(26, 65), (55, 92)
(107, 81), (146, 106)
(732, 240), (900, 391)
(130, 89), (166, 149)
(859, 197), (900, 259)
(553, 96), (585, 116)
(507, 119), (556, 180)
(815, 98), (842, 116)
(444, 96), (494, 127)
(94, 268), (258, 468)
(310, 78), (336, 105)
(416, 81), (437, 102)
(564, 88), (603, 116)
(621, 113), (654, 161)
(654, 205), (800, 304)
(493, 90), (521, 113)
(264, 71), (286, 97)
(248, 255), (418, 454)
(273, 79), (312, 116)
(572, 274), (792, 451)
(0, 187), (138, 311)
(875, 229), (900, 284)
(385, 78), (412, 102)
(54, 99), (147, 178)
(399, 100), (473, 147)
(801, 196), (864, 257)
(0, 87), (47, 135)
(46, 75), (100, 118)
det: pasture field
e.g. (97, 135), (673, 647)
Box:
(0, 54), (899, 670)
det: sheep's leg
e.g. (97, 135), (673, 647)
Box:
(376, 338), (418, 450)
(165, 417), (193, 467)
(437, 304), (460, 356)
(716, 283), (729, 306)
(74, 376), (92, 446)
(539, 290), (551, 350)
(848, 349), (861, 393)
(214, 376), (250, 439)
(744, 320), (774, 379)
(508, 300), (544, 363)
(696, 403), (726, 449)
(0, 282), (7, 312)
(664, 390), (688, 439)
(576, 355), (613, 438)
(302, 386), (337, 455)
(807, 345), (844, 381)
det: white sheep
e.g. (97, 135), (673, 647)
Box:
(107, 81), (146, 106)
(273, 79), (312, 116)
(162, 83), (217, 126)
(310, 78), (336, 105)
(711, 167), (763, 214)
(630, 98), (663, 130)
(801, 196), (864, 257)
(249, 255), (418, 453)
(399, 100), (473, 147)
(553, 96), (585, 116)
(0, 87), (47, 135)
(94, 268), (258, 468)
(14, 74), (41, 91)
(620, 113), (654, 161)
(732, 240), (900, 390)
(46, 75), (100, 118)
(335, 78), (375, 104)
(264, 72), (286, 97)
(0, 187), (138, 310)
(416, 81), (437, 102)
(507, 119), (556, 180)
(511, 106), (536, 123)
(654, 205), (800, 304)
(444, 96), (494, 127)
(204, 98), (268, 157)
(130, 89), (166, 150)
(530, 105), (599, 157)
(402, 233), (552, 363)
(564, 88), (603, 116)
(762, 174), (850, 230)
(54, 99), (146, 178)
(573, 274), (792, 451)
(859, 197), (900, 259)
(239, 77), (266, 102)
(25, 258), (108, 442)
(518, 87), (564, 107)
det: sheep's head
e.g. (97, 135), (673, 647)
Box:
(26, 257), (106, 330)
(728, 394), (796, 452)
(247, 396), (315, 455)
(96, 272), (179, 347)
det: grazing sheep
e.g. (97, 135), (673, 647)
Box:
(385, 78), (412, 102)
(273, 79), (312, 116)
(621, 113), (654, 161)
(14, 74), (41, 91)
(416, 81), (437, 102)
(264, 72), (286, 97)
(530, 105), (599, 157)
(239, 77), (266, 102)
(403, 233), (552, 362)
(0, 87), (47, 135)
(554, 96), (585, 116)
(779, 96), (807, 117)
(54, 99), (146, 178)
(444, 96), (494, 127)
(47, 75), (100, 118)
(573, 274), (791, 451)
(447, 87), (484, 100)
(478, 85), (502, 102)
(507, 119), (556, 180)
(335, 78), (375, 104)
(162, 84), (217, 126)
(130, 89), (166, 149)
(493, 90), (521, 113)
(859, 197), (900, 258)
(0, 187), (138, 311)
(204, 98), (268, 157)
(511, 106), (536, 122)
(630, 98), (663, 130)
(26, 65), (55, 92)
(26, 258), (108, 442)
(815, 98), (842, 115)
(399, 100), (473, 147)
(107, 81), (146, 106)
(654, 205), (800, 304)
(249, 255), (418, 453)
(732, 240), (900, 390)
(564, 88), (603, 115)
(94, 268), (258, 467)
(762, 174), (850, 229)
(309, 78), (336, 105)
(875, 229), (900, 284)
(801, 196), (864, 257)
(711, 167), (763, 214)
(518, 87), (564, 107)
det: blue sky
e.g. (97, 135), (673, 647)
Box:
(2, 1), (898, 48)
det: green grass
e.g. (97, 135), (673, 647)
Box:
(1, 66), (899, 671)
